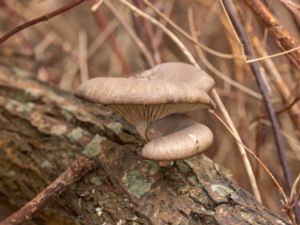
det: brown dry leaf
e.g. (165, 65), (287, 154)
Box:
(280, 0), (300, 21)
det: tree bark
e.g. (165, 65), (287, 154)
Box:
(0, 65), (290, 224)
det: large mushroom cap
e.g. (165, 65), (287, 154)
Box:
(76, 77), (213, 106)
(136, 62), (215, 92)
(76, 77), (214, 138)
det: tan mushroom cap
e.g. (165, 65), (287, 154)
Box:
(76, 77), (214, 138)
(76, 77), (214, 105)
(141, 114), (213, 161)
(135, 62), (215, 92)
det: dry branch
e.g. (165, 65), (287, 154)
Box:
(0, 156), (96, 225)
(0, 0), (86, 45)
(243, 0), (300, 70)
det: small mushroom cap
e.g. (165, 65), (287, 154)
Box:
(135, 62), (215, 92)
(76, 77), (214, 138)
(141, 114), (213, 161)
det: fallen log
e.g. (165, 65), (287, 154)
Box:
(0, 65), (290, 224)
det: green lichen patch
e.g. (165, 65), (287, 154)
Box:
(276, 219), (288, 225)
(82, 135), (106, 157)
(187, 175), (198, 185)
(61, 104), (78, 113)
(90, 176), (102, 186)
(11, 67), (33, 79)
(3, 86), (41, 103)
(40, 160), (52, 169)
(67, 127), (87, 142)
(105, 122), (123, 135)
(5, 99), (34, 114)
(176, 160), (193, 174)
(146, 161), (160, 175)
(240, 210), (269, 224)
(210, 184), (238, 201)
(122, 170), (153, 198)
(241, 211), (255, 224)
(60, 109), (75, 121)
(188, 156), (218, 181)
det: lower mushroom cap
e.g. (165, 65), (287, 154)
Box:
(141, 114), (213, 161)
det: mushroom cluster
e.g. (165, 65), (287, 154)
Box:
(76, 62), (215, 165)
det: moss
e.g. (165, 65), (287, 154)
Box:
(122, 170), (153, 198)
(187, 175), (198, 185)
(82, 135), (106, 157)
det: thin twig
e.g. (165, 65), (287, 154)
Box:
(117, 0), (262, 203)
(0, 156), (96, 225)
(153, 0), (175, 50)
(91, 0), (104, 11)
(221, 1), (299, 223)
(252, 97), (300, 123)
(143, 0), (239, 60)
(0, 0), (86, 45)
(78, 30), (89, 83)
(90, 0), (131, 74)
(249, 120), (300, 158)
(132, 0), (161, 63)
(104, 1), (155, 66)
(59, 20), (119, 90)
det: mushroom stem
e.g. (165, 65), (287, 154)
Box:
(142, 114), (213, 161)
(158, 161), (174, 167)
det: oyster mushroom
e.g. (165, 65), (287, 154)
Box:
(76, 62), (215, 165)
(143, 114), (213, 161)
(135, 62), (214, 92)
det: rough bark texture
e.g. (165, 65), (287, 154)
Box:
(0, 65), (290, 224)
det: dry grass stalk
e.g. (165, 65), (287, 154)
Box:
(59, 20), (119, 90)
(104, 1), (155, 66)
(78, 30), (89, 83)
(90, 1), (131, 74)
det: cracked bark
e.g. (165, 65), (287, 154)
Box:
(0, 65), (290, 224)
